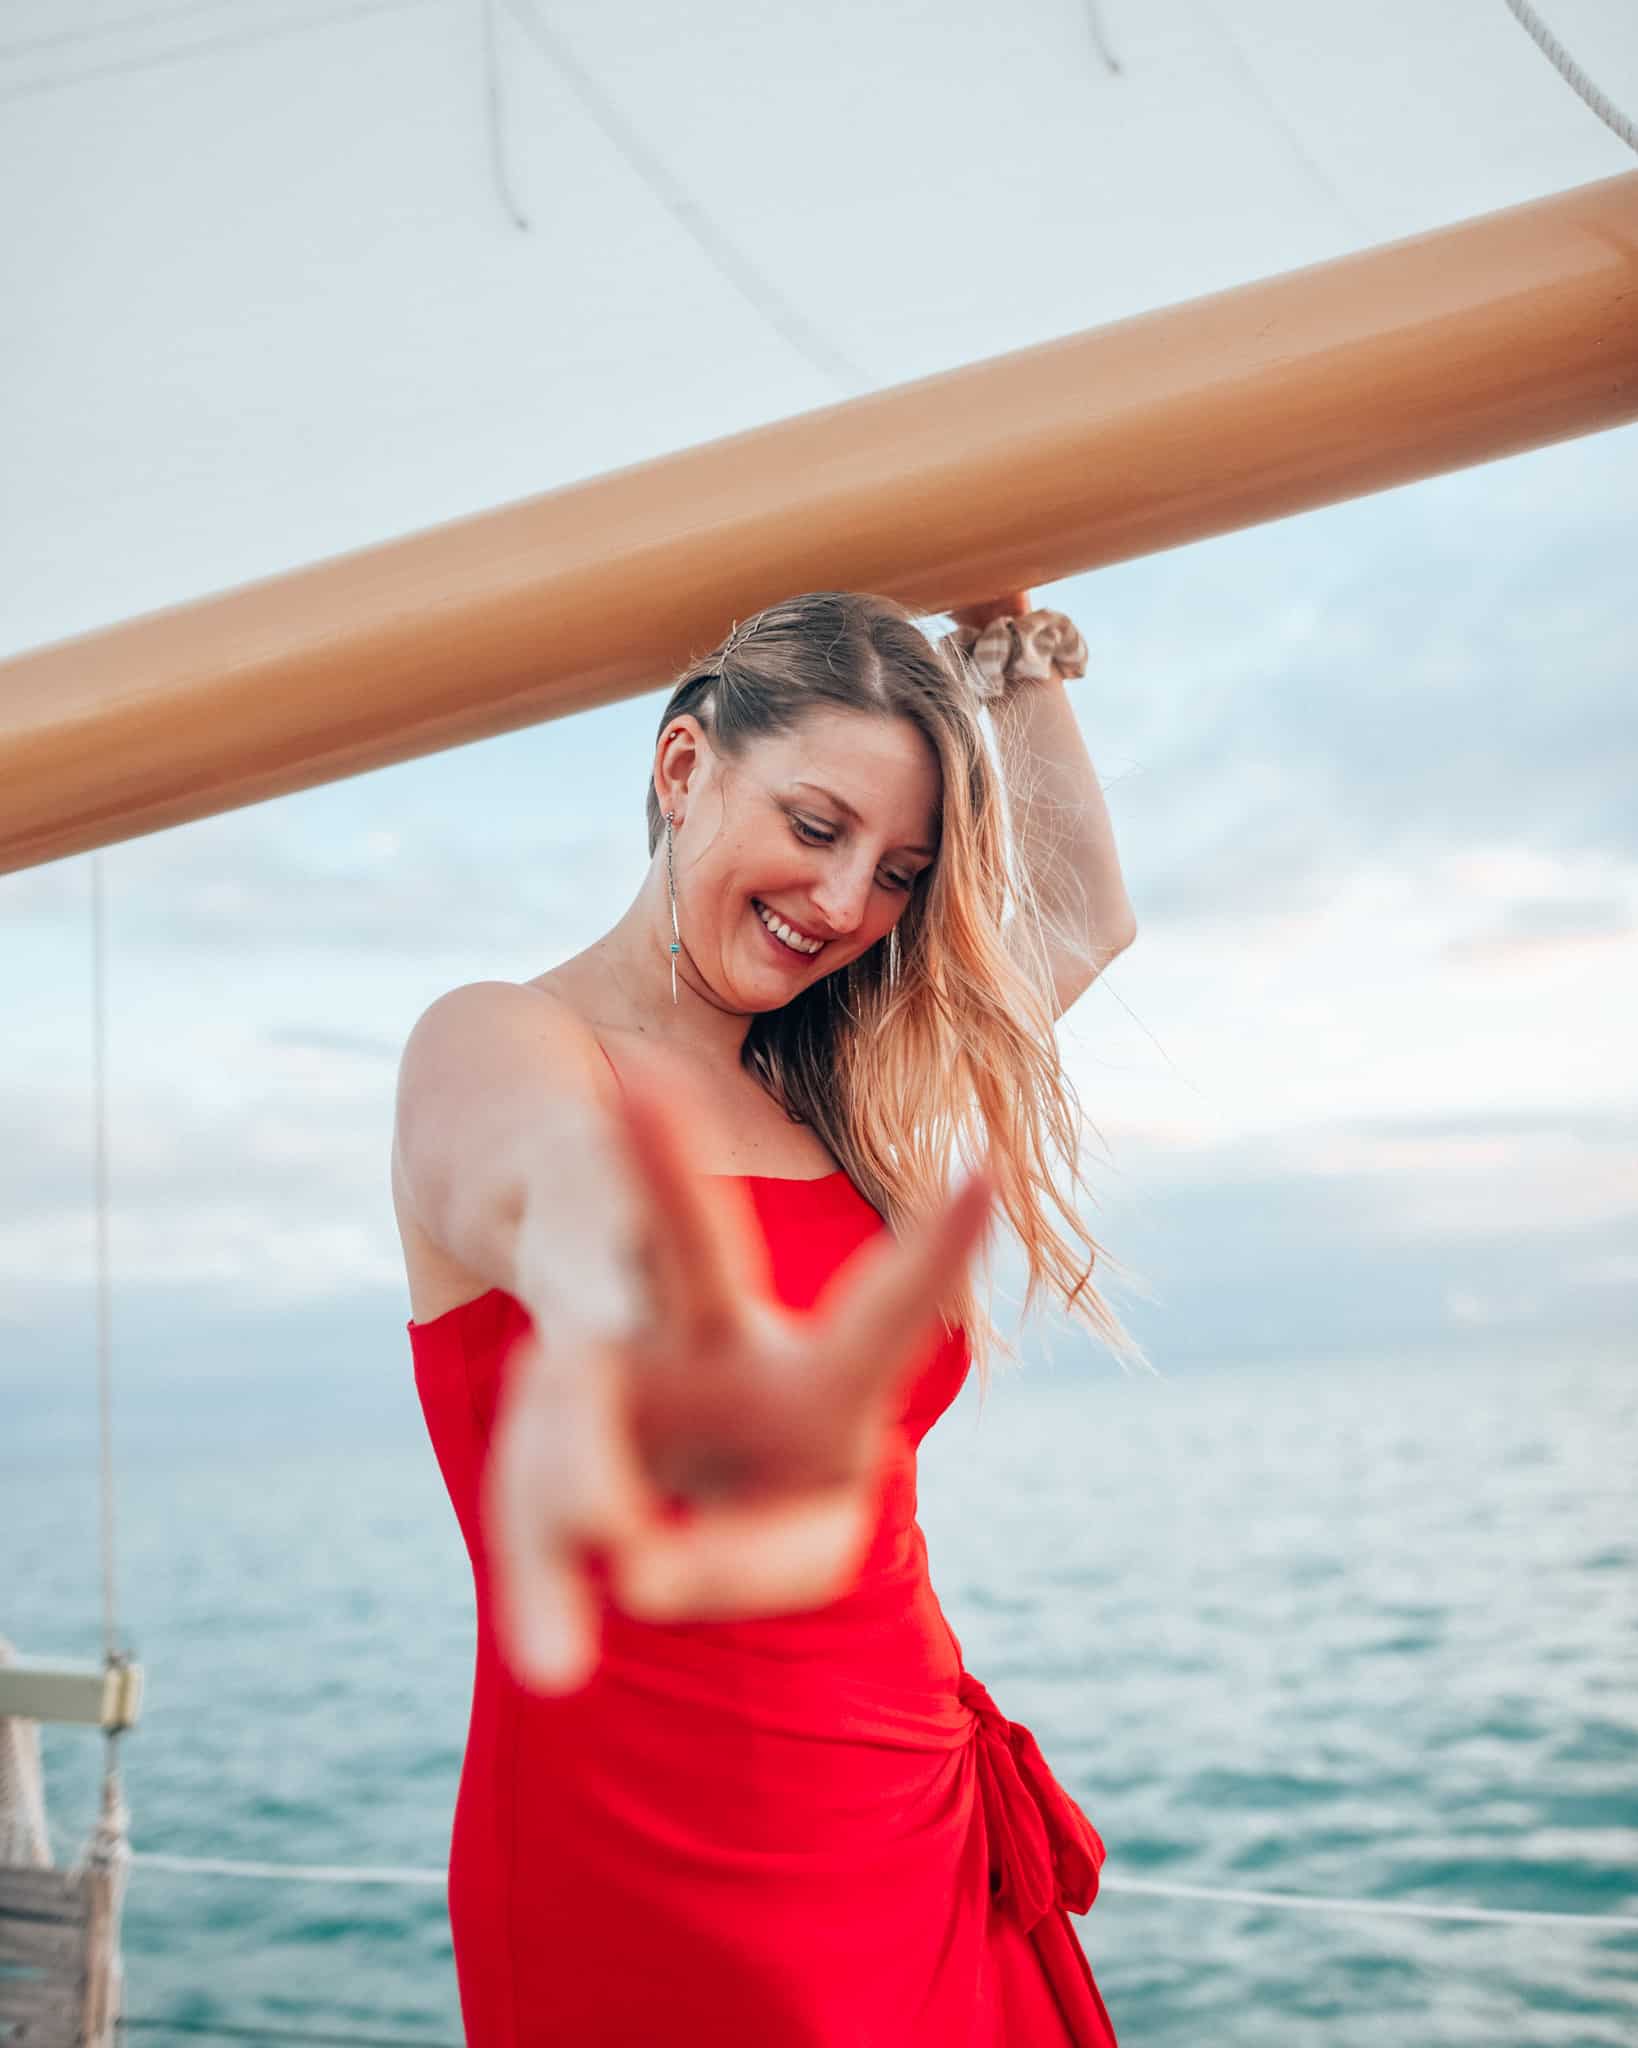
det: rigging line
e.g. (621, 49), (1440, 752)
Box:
(134, 1852), (445, 1885)
(1106, 1874), (1638, 1931)
(0, 0), (433, 109)
(499, 0), (870, 398)
(480, 0), (530, 231)
(126, 1851), (1638, 1928)
(1502, 0), (1638, 156)
(1083, 0), (1123, 77)
(120, 2021), (460, 2047)
(90, 852), (121, 1670)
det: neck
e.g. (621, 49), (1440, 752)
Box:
(592, 860), (756, 1066)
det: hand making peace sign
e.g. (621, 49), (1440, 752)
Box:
(483, 1066), (996, 1694)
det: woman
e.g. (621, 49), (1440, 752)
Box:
(394, 590), (1141, 2045)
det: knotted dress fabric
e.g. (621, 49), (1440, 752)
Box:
(959, 1669), (1106, 1929)
(410, 1168), (1118, 2046)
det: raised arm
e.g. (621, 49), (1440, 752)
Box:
(993, 676), (1137, 1018)
(950, 593), (1138, 1019)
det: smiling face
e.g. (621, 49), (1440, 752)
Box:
(664, 706), (942, 1011)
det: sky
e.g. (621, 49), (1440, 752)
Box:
(2, 0), (1635, 1402)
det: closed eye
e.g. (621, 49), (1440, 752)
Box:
(789, 815), (917, 893)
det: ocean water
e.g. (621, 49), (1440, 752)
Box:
(5, 1338), (1635, 2047)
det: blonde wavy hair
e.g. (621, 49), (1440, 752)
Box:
(645, 591), (1150, 1391)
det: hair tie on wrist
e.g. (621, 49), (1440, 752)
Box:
(944, 609), (1088, 705)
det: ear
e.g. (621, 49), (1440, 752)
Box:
(653, 716), (706, 828)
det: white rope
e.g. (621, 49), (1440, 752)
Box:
(135, 1853), (446, 1887)
(1101, 1872), (1638, 1930)
(90, 851), (123, 1669)
(129, 1852), (1638, 1928)
(1503, 0), (1638, 155)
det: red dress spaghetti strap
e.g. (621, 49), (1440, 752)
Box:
(409, 1168), (1118, 2046)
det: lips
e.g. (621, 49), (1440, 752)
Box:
(757, 901), (831, 946)
(752, 898), (826, 957)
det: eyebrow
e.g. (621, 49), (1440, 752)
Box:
(790, 781), (937, 858)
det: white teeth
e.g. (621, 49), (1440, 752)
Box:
(755, 901), (822, 955)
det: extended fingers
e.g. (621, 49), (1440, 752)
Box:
(814, 1164), (996, 1399)
(482, 1332), (651, 1692)
(610, 1067), (769, 1332)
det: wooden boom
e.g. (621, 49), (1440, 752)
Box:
(2, 171), (1634, 875)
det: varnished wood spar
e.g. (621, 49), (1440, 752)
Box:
(2, 171), (1635, 875)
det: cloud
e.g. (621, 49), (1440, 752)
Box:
(12, 1045), (1634, 1389)
(0, 1057), (401, 1318)
(2, 813), (643, 959)
(1444, 894), (1636, 963)
(265, 1025), (401, 1061)
(1054, 437), (1638, 935)
(1340, 1105), (1638, 1147)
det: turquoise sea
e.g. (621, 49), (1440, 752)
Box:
(6, 1337), (1636, 2047)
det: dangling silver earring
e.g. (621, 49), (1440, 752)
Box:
(886, 923), (902, 995)
(664, 810), (682, 1005)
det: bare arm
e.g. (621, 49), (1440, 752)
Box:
(992, 674), (1138, 1019)
(949, 592), (1138, 1020)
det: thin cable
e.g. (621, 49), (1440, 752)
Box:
(0, 0), (432, 109)
(480, 0), (530, 231)
(90, 851), (121, 1670)
(120, 2022), (459, 2047)
(127, 1850), (1638, 1927)
(134, 1852), (444, 1886)
(1503, 0), (1638, 155)
(1104, 1873), (1638, 1931)
(500, 0), (869, 396)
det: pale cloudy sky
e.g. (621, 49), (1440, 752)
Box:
(2, 0), (1635, 1401)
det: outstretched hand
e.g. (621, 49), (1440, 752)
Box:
(482, 1068), (995, 1695)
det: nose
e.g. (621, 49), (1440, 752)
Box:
(808, 853), (875, 937)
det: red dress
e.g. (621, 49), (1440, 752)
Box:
(409, 1169), (1118, 2046)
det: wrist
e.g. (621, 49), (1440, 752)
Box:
(945, 607), (1088, 709)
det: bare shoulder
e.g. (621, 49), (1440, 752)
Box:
(398, 977), (615, 1097)
(391, 979), (617, 1322)
(403, 974), (585, 1047)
